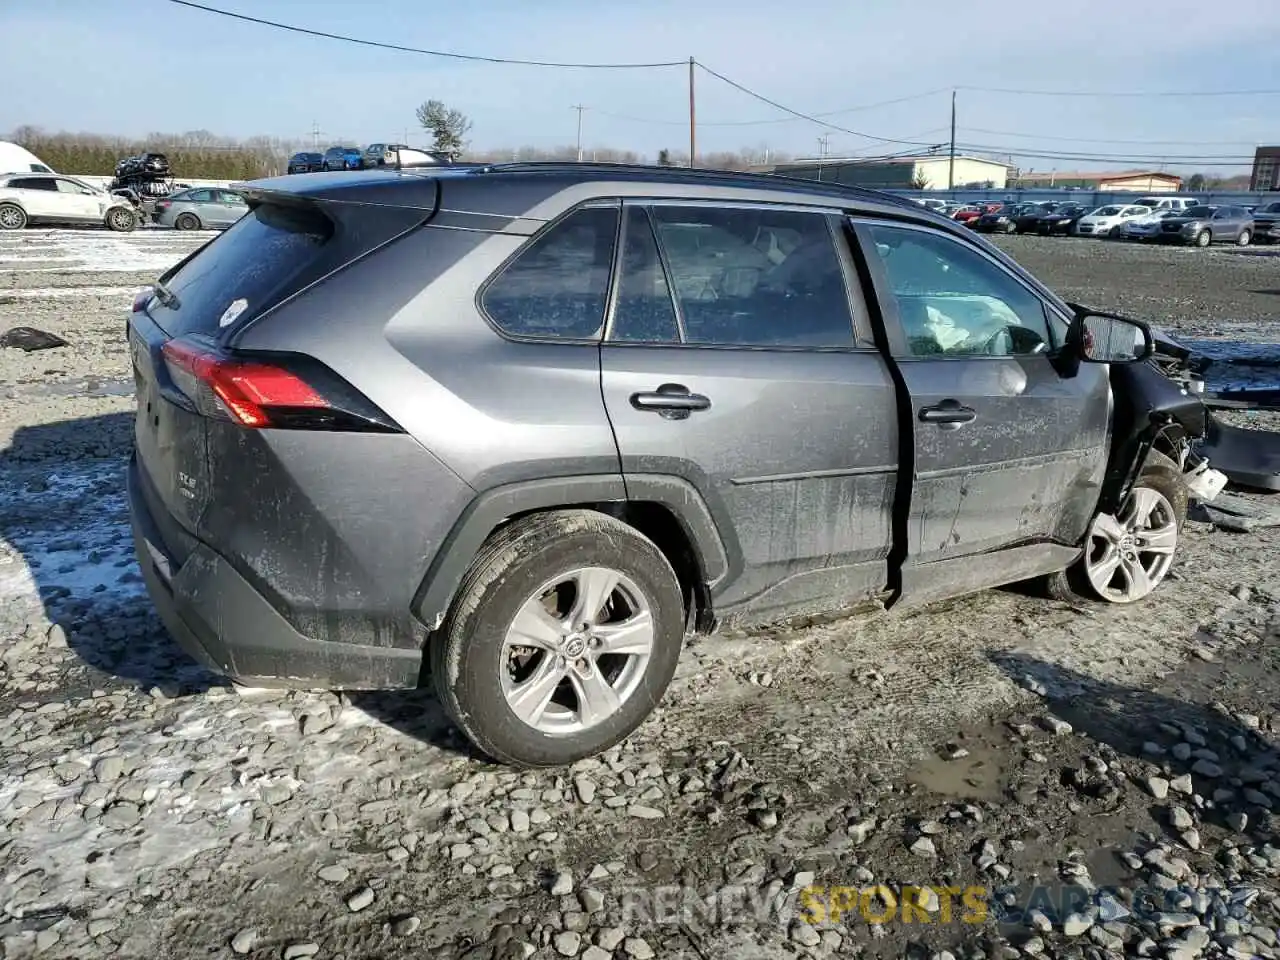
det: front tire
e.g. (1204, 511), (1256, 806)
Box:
(1237, 229), (1252, 246)
(430, 510), (686, 767)
(106, 207), (136, 232)
(0, 203), (27, 231)
(1196, 229), (1212, 247)
(1042, 450), (1187, 605)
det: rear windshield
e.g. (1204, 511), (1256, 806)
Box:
(150, 202), (333, 337)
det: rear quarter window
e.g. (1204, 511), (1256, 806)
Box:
(480, 206), (619, 340)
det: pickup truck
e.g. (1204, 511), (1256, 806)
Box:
(1250, 199), (1280, 243)
(125, 163), (1230, 766)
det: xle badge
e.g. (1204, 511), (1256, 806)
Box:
(219, 298), (249, 328)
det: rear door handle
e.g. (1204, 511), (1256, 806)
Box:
(630, 383), (711, 420)
(919, 399), (977, 427)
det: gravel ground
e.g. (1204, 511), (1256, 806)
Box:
(1, 228), (1279, 960)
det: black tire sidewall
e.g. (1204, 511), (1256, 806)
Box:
(1136, 450), (1188, 532)
(436, 517), (685, 767)
(176, 214), (198, 231)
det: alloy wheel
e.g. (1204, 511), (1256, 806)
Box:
(1083, 486), (1179, 603)
(500, 566), (654, 736)
(0, 205), (25, 230)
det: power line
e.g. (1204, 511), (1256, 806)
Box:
(948, 141), (1257, 163)
(160, 0), (686, 68)
(594, 89), (951, 127)
(689, 63), (1259, 165)
(955, 83), (1280, 98)
(692, 62), (929, 146)
(958, 126), (1266, 147)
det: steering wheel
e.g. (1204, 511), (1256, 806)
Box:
(975, 325), (1048, 356)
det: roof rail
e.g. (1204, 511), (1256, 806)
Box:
(469, 160), (907, 206)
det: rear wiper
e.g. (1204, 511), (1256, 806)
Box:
(151, 281), (181, 310)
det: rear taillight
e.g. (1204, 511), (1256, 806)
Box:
(156, 201), (171, 210)
(160, 338), (400, 433)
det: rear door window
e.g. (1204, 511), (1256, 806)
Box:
(645, 204), (855, 348)
(148, 202), (334, 338)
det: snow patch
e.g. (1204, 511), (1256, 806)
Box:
(0, 285), (145, 299)
(0, 229), (212, 274)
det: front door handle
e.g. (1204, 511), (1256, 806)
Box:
(630, 383), (711, 420)
(919, 399), (977, 428)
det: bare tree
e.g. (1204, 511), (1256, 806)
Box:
(415, 100), (472, 157)
(909, 170), (930, 190)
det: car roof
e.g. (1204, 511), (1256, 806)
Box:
(240, 161), (928, 220)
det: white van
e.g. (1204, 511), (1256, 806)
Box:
(1130, 195), (1201, 212)
(0, 141), (55, 175)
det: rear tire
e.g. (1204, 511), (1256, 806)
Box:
(430, 510), (686, 767)
(1041, 450), (1187, 605)
(174, 212), (200, 231)
(0, 203), (27, 231)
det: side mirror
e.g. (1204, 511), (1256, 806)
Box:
(1071, 310), (1154, 364)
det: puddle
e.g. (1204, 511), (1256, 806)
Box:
(905, 738), (1011, 801)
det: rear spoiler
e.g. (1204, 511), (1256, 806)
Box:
(231, 173), (442, 215)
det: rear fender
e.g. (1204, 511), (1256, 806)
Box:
(412, 474), (728, 631)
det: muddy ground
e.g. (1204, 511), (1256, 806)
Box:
(1, 228), (1279, 960)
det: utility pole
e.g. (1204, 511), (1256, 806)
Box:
(688, 57), (696, 168)
(816, 134), (830, 181)
(947, 90), (956, 191)
(572, 105), (586, 162)
(310, 121), (324, 150)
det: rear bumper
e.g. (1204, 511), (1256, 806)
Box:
(127, 454), (423, 689)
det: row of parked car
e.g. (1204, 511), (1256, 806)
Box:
(916, 196), (1280, 247)
(286, 143), (452, 174)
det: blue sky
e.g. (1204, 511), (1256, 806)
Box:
(3, 0), (1279, 171)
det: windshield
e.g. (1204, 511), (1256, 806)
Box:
(1182, 206), (1213, 218)
(1260, 201), (1280, 214)
(1094, 206), (1122, 216)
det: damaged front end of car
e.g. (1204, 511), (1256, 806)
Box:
(1066, 306), (1230, 516)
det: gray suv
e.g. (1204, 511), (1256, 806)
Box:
(126, 163), (1213, 766)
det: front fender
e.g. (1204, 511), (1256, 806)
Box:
(1096, 359), (1205, 515)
